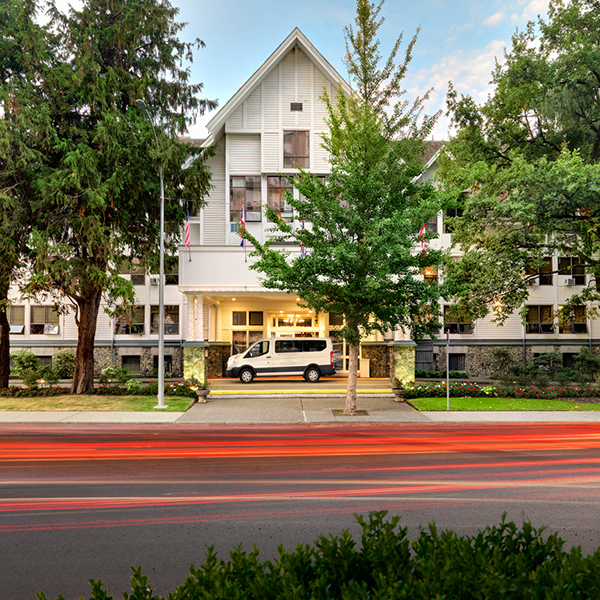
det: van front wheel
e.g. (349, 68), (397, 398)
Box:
(239, 369), (254, 383)
(304, 367), (320, 383)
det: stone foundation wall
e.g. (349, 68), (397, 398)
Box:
(207, 344), (231, 377)
(92, 347), (183, 377)
(361, 344), (390, 377)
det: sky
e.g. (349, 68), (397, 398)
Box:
(52, 0), (553, 140)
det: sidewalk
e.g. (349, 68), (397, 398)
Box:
(2, 377), (600, 424)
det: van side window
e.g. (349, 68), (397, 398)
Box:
(303, 340), (326, 352)
(275, 339), (303, 353)
(246, 341), (269, 358)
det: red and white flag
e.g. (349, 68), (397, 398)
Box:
(184, 205), (190, 248)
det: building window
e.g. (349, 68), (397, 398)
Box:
(449, 354), (466, 371)
(230, 176), (261, 223)
(166, 257), (179, 285)
(443, 207), (464, 233)
(249, 311), (264, 326)
(122, 355), (141, 374)
(443, 306), (473, 334)
(424, 214), (438, 233)
(559, 305), (587, 334)
(559, 257), (585, 285)
(232, 331), (263, 355)
(232, 311), (247, 326)
(267, 176), (294, 222)
(290, 102), (303, 112)
(525, 305), (554, 333)
(151, 305), (179, 335)
(153, 354), (173, 375)
(527, 257), (553, 286)
(119, 258), (145, 285)
(38, 356), (53, 367)
(421, 266), (438, 283)
(115, 306), (145, 335)
(30, 306), (60, 335)
(283, 131), (309, 168)
(8, 306), (25, 334)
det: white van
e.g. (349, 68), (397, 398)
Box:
(226, 337), (336, 383)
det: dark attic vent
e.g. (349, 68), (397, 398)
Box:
(290, 102), (303, 112)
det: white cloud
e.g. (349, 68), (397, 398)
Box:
(521, 0), (551, 21)
(510, 13), (519, 23)
(483, 12), (504, 26)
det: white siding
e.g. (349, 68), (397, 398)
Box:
(476, 313), (524, 339)
(281, 50), (296, 128)
(297, 50), (312, 128)
(203, 143), (226, 245)
(263, 68), (279, 129)
(263, 132), (279, 172)
(229, 104), (243, 130)
(228, 133), (261, 173)
(245, 88), (261, 129)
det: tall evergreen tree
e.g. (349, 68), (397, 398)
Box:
(246, 0), (441, 414)
(1, 0), (216, 393)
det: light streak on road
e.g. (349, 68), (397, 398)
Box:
(2, 424), (600, 462)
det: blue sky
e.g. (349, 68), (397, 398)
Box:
(53, 0), (552, 139)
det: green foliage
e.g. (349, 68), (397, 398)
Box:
(415, 369), (469, 379)
(1, 0), (217, 393)
(438, 0), (600, 321)
(36, 511), (600, 599)
(10, 350), (42, 387)
(405, 380), (598, 400)
(98, 366), (134, 385)
(574, 347), (600, 376)
(126, 378), (143, 394)
(52, 350), (76, 379)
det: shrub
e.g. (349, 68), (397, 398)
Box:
(9, 350), (60, 388)
(35, 511), (600, 600)
(126, 379), (143, 393)
(574, 346), (600, 377)
(52, 350), (76, 379)
(98, 366), (134, 384)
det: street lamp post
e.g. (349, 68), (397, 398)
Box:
(136, 99), (167, 409)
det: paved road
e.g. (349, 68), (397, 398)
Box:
(2, 423), (600, 599)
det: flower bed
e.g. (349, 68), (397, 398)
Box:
(403, 381), (599, 400)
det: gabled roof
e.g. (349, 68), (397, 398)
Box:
(203, 28), (352, 146)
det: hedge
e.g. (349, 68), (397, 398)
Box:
(0, 382), (198, 398)
(36, 511), (600, 600)
(404, 381), (599, 400)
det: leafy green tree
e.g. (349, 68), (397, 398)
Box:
(246, 0), (442, 414)
(0, 0), (51, 388)
(2, 0), (216, 393)
(438, 0), (600, 324)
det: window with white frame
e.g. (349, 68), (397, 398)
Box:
(283, 131), (309, 168)
(443, 306), (473, 334)
(115, 306), (145, 335)
(267, 176), (293, 222)
(525, 305), (554, 333)
(559, 305), (587, 334)
(8, 305), (25, 334)
(151, 305), (179, 335)
(559, 257), (585, 285)
(526, 257), (553, 285)
(119, 258), (145, 286)
(230, 176), (261, 223)
(30, 306), (60, 334)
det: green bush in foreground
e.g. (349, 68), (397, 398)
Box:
(36, 511), (600, 600)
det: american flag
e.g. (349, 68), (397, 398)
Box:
(239, 202), (245, 248)
(418, 223), (426, 254)
(185, 205), (190, 248)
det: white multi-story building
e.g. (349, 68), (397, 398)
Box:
(7, 28), (598, 380)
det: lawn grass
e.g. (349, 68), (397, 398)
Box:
(410, 397), (600, 411)
(0, 395), (195, 412)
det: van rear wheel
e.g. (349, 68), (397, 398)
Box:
(239, 369), (254, 383)
(304, 367), (320, 383)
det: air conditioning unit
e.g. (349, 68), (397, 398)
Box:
(561, 277), (576, 286)
(149, 275), (160, 286)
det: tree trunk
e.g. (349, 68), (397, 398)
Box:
(344, 343), (359, 415)
(0, 275), (10, 389)
(71, 287), (103, 394)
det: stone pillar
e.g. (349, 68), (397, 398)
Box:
(183, 343), (208, 386)
(390, 341), (416, 387)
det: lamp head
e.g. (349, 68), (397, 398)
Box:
(135, 99), (147, 110)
